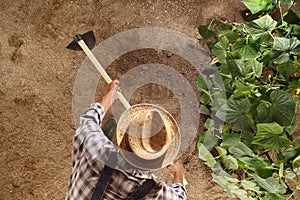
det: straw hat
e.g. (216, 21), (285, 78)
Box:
(116, 103), (180, 171)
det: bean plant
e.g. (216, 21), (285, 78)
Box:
(197, 0), (300, 199)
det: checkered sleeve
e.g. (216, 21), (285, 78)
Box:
(79, 102), (105, 126)
(74, 102), (116, 169)
(66, 103), (118, 200)
(171, 183), (187, 199)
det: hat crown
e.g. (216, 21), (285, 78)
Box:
(117, 103), (180, 170)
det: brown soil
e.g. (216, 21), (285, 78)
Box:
(1, 0), (298, 200)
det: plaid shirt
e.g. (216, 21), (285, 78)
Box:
(65, 103), (187, 200)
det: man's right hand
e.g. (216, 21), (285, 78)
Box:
(97, 80), (120, 112)
(167, 161), (186, 184)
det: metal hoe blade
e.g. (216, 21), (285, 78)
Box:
(66, 31), (96, 51)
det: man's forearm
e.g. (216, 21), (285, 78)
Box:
(97, 80), (119, 112)
(173, 175), (184, 184)
(97, 92), (113, 112)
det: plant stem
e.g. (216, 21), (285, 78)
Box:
(288, 0), (296, 10)
(258, 148), (271, 156)
(268, 31), (275, 40)
(286, 187), (295, 199)
(208, 18), (215, 29)
(271, 71), (279, 85)
(278, 0), (283, 20)
(265, 152), (273, 163)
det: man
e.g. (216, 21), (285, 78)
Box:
(65, 80), (187, 200)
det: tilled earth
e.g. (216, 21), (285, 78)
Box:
(2, 0), (298, 200)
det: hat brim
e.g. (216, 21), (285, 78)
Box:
(118, 131), (180, 170)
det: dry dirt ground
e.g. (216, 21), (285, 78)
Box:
(1, 0), (298, 200)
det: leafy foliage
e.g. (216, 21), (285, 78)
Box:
(197, 0), (300, 199)
(246, 14), (277, 44)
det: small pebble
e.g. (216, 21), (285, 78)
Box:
(142, 65), (148, 71)
(166, 52), (172, 58)
(20, 80), (25, 87)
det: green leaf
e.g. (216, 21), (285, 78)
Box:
(243, 0), (274, 14)
(233, 81), (256, 98)
(200, 92), (211, 105)
(198, 25), (215, 39)
(227, 59), (263, 80)
(252, 123), (289, 149)
(246, 14), (277, 43)
(239, 156), (273, 178)
(232, 38), (260, 59)
(218, 21), (233, 32)
(221, 132), (241, 149)
(227, 51), (242, 60)
(216, 146), (239, 170)
(197, 75), (211, 106)
(241, 180), (261, 193)
(265, 193), (285, 200)
(199, 129), (219, 151)
(293, 137), (300, 148)
(260, 49), (274, 66)
(221, 175), (240, 183)
(199, 104), (210, 115)
(241, 132), (255, 148)
(279, 0), (295, 6)
(256, 122), (284, 135)
(196, 75), (208, 91)
(285, 117), (298, 135)
(211, 90), (227, 111)
(277, 60), (299, 79)
(223, 155), (239, 170)
(229, 142), (256, 159)
(212, 174), (248, 198)
(276, 37), (300, 53)
(212, 36), (229, 63)
(293, 155), (300, 168)
(290, 24), (300, 37)
(220, 64), (233, 84)
(257, 90), (296, 126)
(216, 97), (254, 130)
(212, 174), (235, 198)
(204, 118), (214, 130)
(289, 79), (300, 90)
(198, 143), (217, 168)
(219, 30), (240, 43)
(282, 148), (300, 161)
(211, 163), (232, 177)
(272, 37), (300, 64)
(216, 146), (227, 158)
(253, 174), (286, 194)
